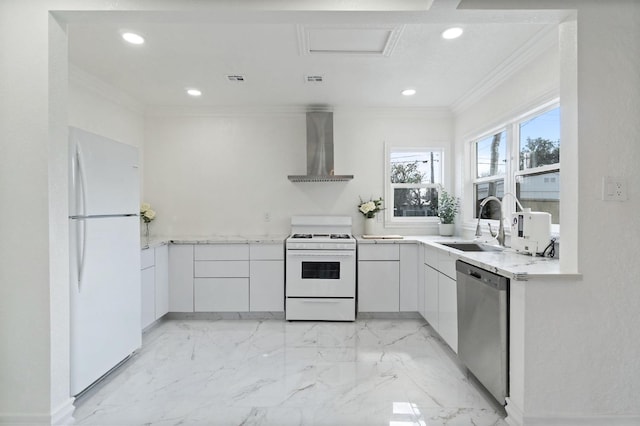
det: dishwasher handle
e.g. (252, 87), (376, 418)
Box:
(456, 260), (508, 291)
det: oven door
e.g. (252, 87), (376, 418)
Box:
(286, 249), (355, 297)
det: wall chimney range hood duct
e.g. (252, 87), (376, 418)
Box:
(288, 112), (354, 182)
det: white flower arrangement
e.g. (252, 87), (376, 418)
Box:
(358, 196), (384, 219)
(140, 202), (156, 223)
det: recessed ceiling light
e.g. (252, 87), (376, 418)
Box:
(186, 89), (202, 97)
(122, 32), (145, 45)
(402, 89), (417, 96)
(442, 27), (463, 40)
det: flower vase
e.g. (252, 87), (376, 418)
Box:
(364, 217), (375, 235)
(143, 222), (150, 245)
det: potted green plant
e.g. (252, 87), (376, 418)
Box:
(437, 190), (459, 236)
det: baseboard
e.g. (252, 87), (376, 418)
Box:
(505, 397), (524, 426)
(504, 400), (640, 426)
(0, 398), (75, 426)
(356, 312), (423, 319)
(165, 311), (285, 320)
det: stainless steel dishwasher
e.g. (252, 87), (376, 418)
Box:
(456, 260), (509, 404)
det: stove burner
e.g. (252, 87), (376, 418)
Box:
(290, 233), (352, 240)
(330, 234), (351, 239)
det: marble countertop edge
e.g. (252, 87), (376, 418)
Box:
(141, 234), (580, 281)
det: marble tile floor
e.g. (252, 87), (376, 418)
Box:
(73, 318), (508, 426)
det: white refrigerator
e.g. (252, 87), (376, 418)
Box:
(69, 126), (142, 396)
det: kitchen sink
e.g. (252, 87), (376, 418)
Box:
(437, 242), (504, 252)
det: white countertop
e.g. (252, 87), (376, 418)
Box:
(143, 234), (579, 282)
(357, 235), (581, 282)
(163, 234), (287, 245)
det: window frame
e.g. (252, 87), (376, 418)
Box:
(467, 99), (560, 233)
(384, 144), (445, 227)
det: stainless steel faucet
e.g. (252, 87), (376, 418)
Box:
(475, 196), (505, 247)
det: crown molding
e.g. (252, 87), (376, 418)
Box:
(69, 64), (145, 115)
(451, 25), (558, 115)
(145, 105), (452, 118)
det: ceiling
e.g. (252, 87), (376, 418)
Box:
(65, 1), (566, 109)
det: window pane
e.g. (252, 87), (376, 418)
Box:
(474, 180), (504, 219)
(390, 151), (442, 184)
(393, 188), (438, 217)
(516, 171), (560, 224)
(519, 108), (560, 170)
(476, 131), (506, 178)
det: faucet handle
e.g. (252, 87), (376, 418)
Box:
(487, 223), (498, 238)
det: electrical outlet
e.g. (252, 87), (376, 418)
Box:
(602, 176), (627, 201)
(263, 212), (271, 222)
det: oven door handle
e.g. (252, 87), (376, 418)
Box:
(287, 250), (355, 257)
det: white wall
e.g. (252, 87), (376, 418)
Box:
(454, 3), (640, 424)
(68, 66), (145, 151)
(1, 1), (638, 424)
(454, 45), (560, 231)
(143, 108), (453, 237)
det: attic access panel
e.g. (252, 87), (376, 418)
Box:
(298, 25), (404, 56)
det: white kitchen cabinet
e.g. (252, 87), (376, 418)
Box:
(141, 260), (156, 329)
(249, 242), (283, 260)
(417, 244), (425, 318)
(424, 264), (439, 329)
(154, 244), (169, 319)
(250, 260), (284, 311)
(358, 244), (400, 312)
(141, 244), (170, 329)
(358, 244), (400, 261)
(194, 278), (249, 311)
(194, 244), (250, 312)
(421, 242), (458, 353)
(358, 260), (400, 312)
(194, 260), (249, 278)
(249, 242), (284, 312)
(438, 273), (458, 353)
(169, 244), (194, 312)
(399, 244), (418, 312)
(195, 244), (249, 261)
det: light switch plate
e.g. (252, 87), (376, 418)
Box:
(602, 176), (627, 201)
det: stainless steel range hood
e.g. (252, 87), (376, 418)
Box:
(288, 112), (354, 182)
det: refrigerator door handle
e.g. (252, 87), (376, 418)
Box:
(75, 218), (87, 292)
(75, 144), (89, 217)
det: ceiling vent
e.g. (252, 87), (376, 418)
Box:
(226, 75), (245, 82)
(305, 75), (324, 83)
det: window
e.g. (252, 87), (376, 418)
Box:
(473, 130), (507, 220)
(385, 147), (443, 224)
(516, 107), (560, 224)
(470, 102), (560, 226)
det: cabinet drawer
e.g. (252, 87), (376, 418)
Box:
(141, 248), (155, 269)
(194, 244), (249, 261)
(438, 250), (457, 280)
(195, 260), (249, 277)
(194, 278), (249, 312)
(286, 298), (355, 321)
(358, 244), (400, 261)
(249, 243), (284, 260)
(423, 244), (438, 267)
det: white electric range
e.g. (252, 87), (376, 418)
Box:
(285, 216), (356, 321)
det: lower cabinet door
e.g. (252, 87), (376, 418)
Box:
(424, 265), (439, 330)
(141, 267), (155, 329)
(194, 278), (249, 312)
(249, 260), (284, 312)
(357, 261), (400, 312)
(438, 273), (458, 353)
